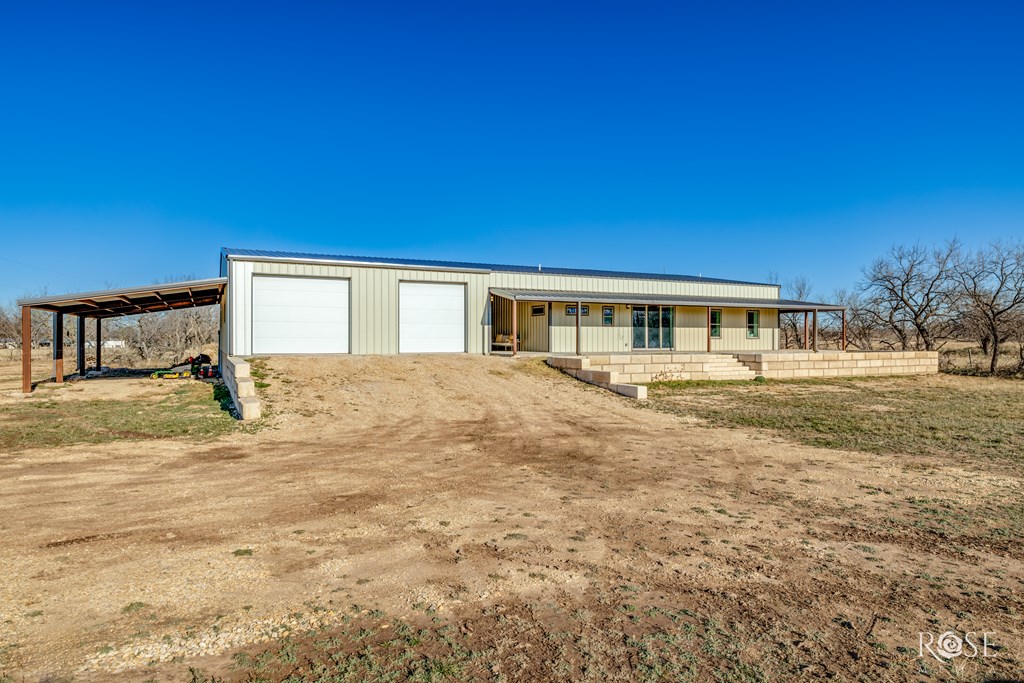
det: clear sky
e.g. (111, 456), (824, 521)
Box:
(1, 1), (1022, 302)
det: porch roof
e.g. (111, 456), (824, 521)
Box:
(489, 288), (845, 312)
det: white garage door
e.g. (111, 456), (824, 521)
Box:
(399, 282), (466, 353)
(252, 276), (349, 354)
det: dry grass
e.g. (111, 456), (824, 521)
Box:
(0, 382), (237, 452)
(648, 375), (1024, 468)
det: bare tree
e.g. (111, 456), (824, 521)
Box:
(950, 241), (1024, 374)
(0, 303), (17, 345)
(860, 240), (959, 351)
(779, 276), (813, 349)
(830, 289), (883, 350)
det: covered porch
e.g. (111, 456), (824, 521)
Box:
(489, 288), (847, 356)
(15, 278), (227, 393)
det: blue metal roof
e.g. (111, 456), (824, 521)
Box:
(221, 247), (774, 287)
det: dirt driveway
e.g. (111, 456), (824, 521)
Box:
(0, 355), (1021, 681)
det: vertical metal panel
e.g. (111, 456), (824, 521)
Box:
(674, 306), (709, 351)
(488, 272), (778, 300)
(549, 302), (630, 353)
(516, 301), (549, 352)
(711, 308), (778, 351)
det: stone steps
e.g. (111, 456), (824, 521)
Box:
(586, 354), (757, 383)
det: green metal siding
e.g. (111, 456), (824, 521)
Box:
(226, 257), (781, 356)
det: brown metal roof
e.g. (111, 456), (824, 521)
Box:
(489, 288), (845, 311)
(16, 277), (227, 319)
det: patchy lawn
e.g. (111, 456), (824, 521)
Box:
(648, 375), (1024, 467)
(0, 381), (237, 452)
(188, 600), (773, 683)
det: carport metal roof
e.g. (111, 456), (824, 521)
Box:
(489, 288), (845, 311)
(17, 277), (227, 319)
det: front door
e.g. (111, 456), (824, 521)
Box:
(632, 305), (673, 349)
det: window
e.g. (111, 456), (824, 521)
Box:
(565, 305), (589, 316)
(602, 306), (614, 326)
(710, 309), (722, 338)
(746, 310), (760, 338)
(531, 304), (545, 316)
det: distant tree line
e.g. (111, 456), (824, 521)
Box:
(781, 240), (1024, 375)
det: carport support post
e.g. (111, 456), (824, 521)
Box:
(575, 301), (582, 356)
(95, 318), (102, 370)
(841, 309), (847, 351)
(52, 313), (64, 383)
(511, 299), (518, 356)
(706, 307), (712, 352)
(76, 316), (86, 376)
(812, 309), (819, 352)
(21, 306), (31, 393)
(803, 312), (809, 350)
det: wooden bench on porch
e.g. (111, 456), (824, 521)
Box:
(492, 333), (518, 352)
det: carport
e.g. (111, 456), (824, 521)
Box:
(16, 277), (227, 393)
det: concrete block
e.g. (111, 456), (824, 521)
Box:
(237, 396), (261, 421)
(236, 377), (256, 398)
(547, 356), (588, 370)
(609, 383), (647, 399)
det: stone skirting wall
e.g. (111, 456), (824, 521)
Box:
(734, 351), (939, 378)
(546, 356), (648, 399)
(570, 353), (757, 383)
(222, 356), (262, 420)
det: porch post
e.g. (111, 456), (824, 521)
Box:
(706, 307), (711, 352)
(77, 316), (86, 376)
(52, 313), (64, 383)
(575, 301), (582, 356)
(95, 318), (103, 370)
(21, 306), (31, 393)
(812, 309), (818, 352)
(841, 309), (847, 351)
(803, 312), (809, 350)
(511, 299), (518, 356)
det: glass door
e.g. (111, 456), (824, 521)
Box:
(632, 306), (647, 349)
(660, 306), (673, 349)
(632, 305), (673, 349)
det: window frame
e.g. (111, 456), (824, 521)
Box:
(531, 304), (545, 317)
(709, 309), (722, 338)
(602, 305), (614, 326)
(746, 310), (760, 339)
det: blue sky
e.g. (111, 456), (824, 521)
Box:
(1, 1), (1022, 301)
